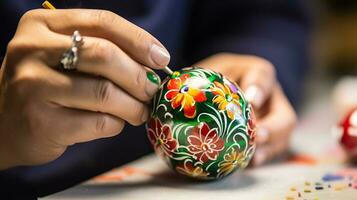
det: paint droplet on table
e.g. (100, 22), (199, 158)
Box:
(315, 186), (324, 190)
(304, 189), (311, 193)
(334, 183), (346, 191)
(290, 187), (297, 191)
(322, 174), (344, 182)
(315, 182), (323, 186)
(285, 195), (295, 200)
(305, 181), (311, 186)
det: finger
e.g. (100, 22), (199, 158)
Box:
(24, 9), (170, 68)
(49, 74), (150, 126)
(194, 54), (276, 109)
(194, 53), (245, 80)
(50, 106), (125, 145)
(11, 60), (125, 146)
(239, 56), (276, 109)
(257, 85), (297, 146)
(253, 136), (290, 166)
(43, 34), (161, 101)
(255, 127), (270, 146)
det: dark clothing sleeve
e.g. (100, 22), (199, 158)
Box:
(183, 0), (311, 107)
(0, 1), (310, 199)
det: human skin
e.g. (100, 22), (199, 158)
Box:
(0, 9), (296, 170)
(197, 53), (297, 166)
(0, 9), (170, 169)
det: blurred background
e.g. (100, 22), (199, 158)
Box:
(312, 0), (357, 75)
(303, 0), (356, 120)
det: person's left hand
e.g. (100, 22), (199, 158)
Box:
(195, 53), (297, 166)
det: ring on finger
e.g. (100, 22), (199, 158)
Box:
(60, 30), (84, 70)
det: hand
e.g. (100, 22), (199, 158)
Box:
(195, 53), (297, 166)
(0, 9), (170, 170)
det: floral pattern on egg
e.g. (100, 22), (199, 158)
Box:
(146, 67), (256, 180)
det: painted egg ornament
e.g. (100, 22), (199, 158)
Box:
(339, 108), (357, 158)
(146, 67), (256, 180)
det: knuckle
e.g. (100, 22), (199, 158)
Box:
(130, 105), (146, 126)
(90, 40), (116, 63)
(96, 115), (108, 133)
(6, 38), (43, 60)
(117, 120), (125, 134)
(6, 39), (20, 53)
(12, 68), (44, 98)
(134, 68), (151, 101)
(20, 9), (42, 23)
(252, 56), (276, 77)
(132, 30), (147, 48)
(213, 52), (236, 60)
(131, 29), (154, 53)
(264, 61), (276, 77)
(6, 38), (29, 56)
(96, 116), (125, 137)
(95, 79), (114, 106)
(93, 10), (118, 29)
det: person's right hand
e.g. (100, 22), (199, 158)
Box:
(0, 9), (170, 170)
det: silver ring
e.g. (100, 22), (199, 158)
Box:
(60, 30), (84, 70)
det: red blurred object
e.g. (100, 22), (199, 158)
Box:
(340, 107), (357, 158)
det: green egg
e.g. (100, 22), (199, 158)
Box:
(146, 67), (256, 180)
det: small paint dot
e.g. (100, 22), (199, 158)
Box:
(285, 196), (295, 200)
(305, 181), (311, 186)
(322, 174), (344, 182)
(290, 187), (297, 191)
(315, 186), (324, 190)
(304, 189), (311, 193)
(315, 182), (322, 185)
(334, 183), (346, 191)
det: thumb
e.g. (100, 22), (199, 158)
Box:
(240, 58), (276, 109)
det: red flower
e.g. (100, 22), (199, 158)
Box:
(147, 118), (177, 156)
(165, 72), (206, 118)
(187, 123), (224, 162)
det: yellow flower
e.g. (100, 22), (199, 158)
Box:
(176, 162), (209, 178)
(212, 81), (241, 120)
(218, 148), (247, 177)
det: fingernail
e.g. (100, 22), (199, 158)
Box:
(141, 107), (149, 122)
(253, 150), (266, 166)
(150, 44), (170, 67)
(146, 71), (161, 96)
(256, 127), (270, 145)
(245, 85), (264, 108)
